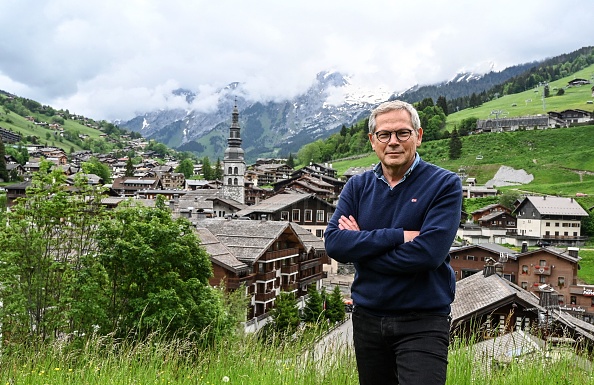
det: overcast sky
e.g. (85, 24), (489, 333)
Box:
(1, 0), (592, 121)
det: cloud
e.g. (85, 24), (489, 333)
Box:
(0, 0), (592, 121)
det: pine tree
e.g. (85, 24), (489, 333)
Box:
(325, 286), (346, 324)
(125, 157), (135, 177)
(213, 158), (223, 180)
(448, 128), (462, 160)
(286, 153), (295, 169)
(0, 137), (9, 182)
(303, 284), (324, 324)
(271, 292), (300, 334)
(436, 95), (448, 116)
(202, 157), (213, 180)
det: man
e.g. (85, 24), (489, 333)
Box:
(324, 100), (462, 385)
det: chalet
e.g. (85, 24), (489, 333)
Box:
(450, 243), (518, 282)
(272, 174), (336, 202)
(511, 195), (589, 246)
(475, 115), (566, 132)
(4, 180), (32, 206)
(0, 126), (22, 143)
(462, 185), (498, 198)
(5, 163), (25, 180)
(471, 203), (512, 222)
(65, 173), (103, 186)
(195, 218), (326, 325)
(568, 78), (591, 86)
(234, 192), (335, 239)
(548, 109), (593, 124)
(451, 264), (594, 350)
(478, 211), (517, 229)
(171, 190), (247, 219)
(342, 166), (374, 181)
(515, 246), (590, 319)
(156, 171), (185, 189)
(110, 176), (162, 197)
(298, 162), (338, 179)
(245, 162), (293, 185)
(286, 169), (345, 199)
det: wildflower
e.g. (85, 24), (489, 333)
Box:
(54, 368), (60, 371)
(222, 376), (230, 382)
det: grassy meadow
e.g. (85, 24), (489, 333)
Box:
(445, 63), (594, 130)
(1, 329), (593, 385)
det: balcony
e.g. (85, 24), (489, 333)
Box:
(255, 291), (276, 302)
(533, 265), (552, 276)
(255, 270), (277, 281)
(281, 264), (299, 275)
(299, 272), (324, 288)
(226, 274), (255, 290)
(300, 257), (322, 270)
(259, 248), (300, 262)
(281, 282), (298, 292)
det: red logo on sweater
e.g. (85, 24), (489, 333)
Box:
(411, 198), (417, 202)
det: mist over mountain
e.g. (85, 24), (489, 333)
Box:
(117, 62), (541, 163)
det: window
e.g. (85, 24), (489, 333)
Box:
(522, 265), (528, 274)
(228, 167), (232, 174)
(227, 178), (232, 185)
(466, 255), (475, 261)
(327, 213), (333, 222)
(521, 281), (528, 289)
(545, 222), (551, 227)
(281, 211), (289, 221)
(292, 209), (300, 222)
(317, 210), (325, 222)
(555, 223), (560, 227)
(316, 229), (324, 238)
(591, 298), (594, 307)
(539, 260), (546, 267)
(558, 295), (564, 305)
(570, 296), (577, 305)
(558, 276), (565, 288)
(234, 167), (239, 174)
(539, 276), (546, 284)
(304, 209), (313, 222)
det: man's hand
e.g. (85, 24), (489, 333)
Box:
(338, 215), (360, 231)
(404, 231), (420, 243)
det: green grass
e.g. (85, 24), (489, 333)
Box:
(331, 124), (594, 197)
(445, 64), (594, 131)
(1, 330), (591, 384)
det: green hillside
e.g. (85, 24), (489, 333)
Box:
(332, 125), (594, 197)
(445, 64), (594, 130)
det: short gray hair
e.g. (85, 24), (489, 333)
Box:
(368, 100), (421, 135)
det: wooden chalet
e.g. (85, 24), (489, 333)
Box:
(110, 176), (162, 197)
(195, 218), (326, 322)
(471, 203), (512, 222)
(450, 243), (518, 282)
(234, 192), (335, 239)
(451, 266), (594, 353)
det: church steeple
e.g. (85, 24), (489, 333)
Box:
(222, 99), (245, 204)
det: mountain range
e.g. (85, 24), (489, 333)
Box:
(117, 61), (541, 164)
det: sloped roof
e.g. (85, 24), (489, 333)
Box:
(451, 272), (540, 324)
(289, 222), (325, 253)
(516, 247), (580, 264)
(452, 271), (594, 344)
(514, 196), (588, 216)
(194, 226), (249, 273)
(195, 218), (295, 264)
(235, 192), (329, 216)
(450, 243), (518, 260)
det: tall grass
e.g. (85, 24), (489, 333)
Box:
(1, 328), (591, 384)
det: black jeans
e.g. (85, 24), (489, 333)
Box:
(352, 306), (451, 385)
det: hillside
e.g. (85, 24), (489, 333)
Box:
(444, 63), (594, 130)
(331, 124), (594, 204)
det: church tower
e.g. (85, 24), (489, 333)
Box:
(222, 101), (245, 204)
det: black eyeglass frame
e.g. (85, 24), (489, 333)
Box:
(373, 129), (414, 143)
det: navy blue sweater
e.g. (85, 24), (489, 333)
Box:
(324, 159), (462, 315)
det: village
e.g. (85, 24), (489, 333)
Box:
(2, 101), (594, 365)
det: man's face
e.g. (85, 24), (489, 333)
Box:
(368, 109), (423, 172)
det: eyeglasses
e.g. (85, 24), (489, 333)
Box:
(374, 129), (414, 143)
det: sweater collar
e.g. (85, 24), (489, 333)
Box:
(373, 153), (420, 187)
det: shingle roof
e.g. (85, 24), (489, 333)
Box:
(289, 222), (325, 253)
(194, 226), (249, 273)
(195, 218), (292, 263)
(517, 196), (588, 216)
(235, 192), (315, 216)
(451, 272), (540, 324)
